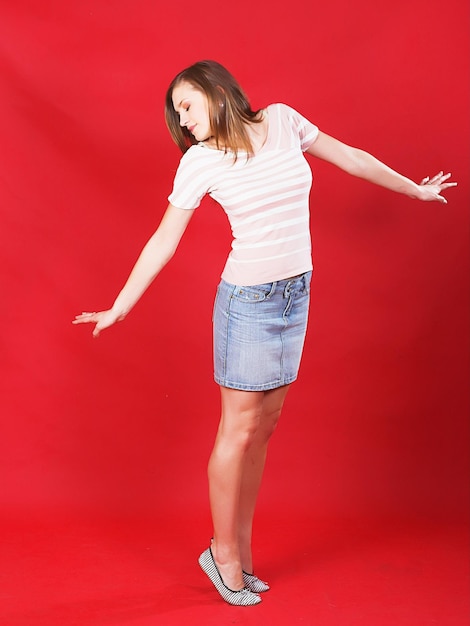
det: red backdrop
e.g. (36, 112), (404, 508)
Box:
(1, 0), (468, 523)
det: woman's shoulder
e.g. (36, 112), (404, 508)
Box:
(178, 143), (223, 165)
(266, 103), (313, 127)
(266, 102), (315, 127)
(266, 103), (318, 149)
(266, 102), (300, 115)
(174, 143), (229, 181)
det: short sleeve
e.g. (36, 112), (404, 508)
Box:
(168, 146), (212, 210)
(283, 104), (319, 152)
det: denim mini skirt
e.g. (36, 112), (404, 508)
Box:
(213, 271), (312, 391)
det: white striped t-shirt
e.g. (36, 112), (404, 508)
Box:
(168, 103), (319, 286)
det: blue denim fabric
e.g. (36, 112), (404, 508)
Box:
(213, 272), (312, 391)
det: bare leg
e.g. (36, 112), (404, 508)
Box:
(208, 387), (265, 590)
(238, 385), (290, 573)
(208, 385), (290, 589)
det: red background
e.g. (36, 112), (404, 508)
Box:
(1, 0), (468, 538)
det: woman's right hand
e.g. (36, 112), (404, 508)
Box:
(72, 205), (195, 339)
(72, 309), (125, 338)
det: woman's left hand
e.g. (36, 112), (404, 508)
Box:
(418, 171), (457, 204)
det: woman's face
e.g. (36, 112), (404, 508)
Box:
(172, 81), (212, 142)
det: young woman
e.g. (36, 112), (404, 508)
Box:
(73, 60), (456, 606)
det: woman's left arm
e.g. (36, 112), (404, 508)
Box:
(307, 131), (457, 203)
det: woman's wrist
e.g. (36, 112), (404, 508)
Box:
(399, 179), (423, 200)
(111, 302), (129, 321)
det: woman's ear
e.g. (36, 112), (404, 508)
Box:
(216, 85), (226, 106)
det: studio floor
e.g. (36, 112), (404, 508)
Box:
(1, 512), (467, 626)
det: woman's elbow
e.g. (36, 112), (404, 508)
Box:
(342, 147), (387, 179)
(346, 148), (372, 177)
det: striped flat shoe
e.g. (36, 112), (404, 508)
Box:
(242, 571), (270, 593)
(198, 547), (261, 606)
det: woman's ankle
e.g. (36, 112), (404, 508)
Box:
(211, 538), (239, 564)
(210, 542), (244, 590)
(238, 541), (253, 573)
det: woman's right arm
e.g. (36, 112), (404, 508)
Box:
(73, 203), (195, 337)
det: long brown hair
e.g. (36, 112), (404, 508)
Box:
(165, 60), (263, 158)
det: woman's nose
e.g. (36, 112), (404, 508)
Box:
(179, 113), (188, 127)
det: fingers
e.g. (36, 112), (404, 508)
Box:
(420, 171), (443, 186)
(418, 171), (457, 203)
(72, 309), (119, 337)
(428, 171), (444, 184)
(72, 312), (97, 325)
(72, 312), (102, 337)
(420, 171), (455, 186)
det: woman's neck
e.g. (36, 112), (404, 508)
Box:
(203, 109), (269, 155)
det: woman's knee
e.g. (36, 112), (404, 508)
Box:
(218, 406), (262, 447)
(217, 386), (287, 450)
(256, 406), (282, 442)
(258, 385), (289, 437)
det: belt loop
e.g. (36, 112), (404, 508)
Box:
(267, 281), (277, 298)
